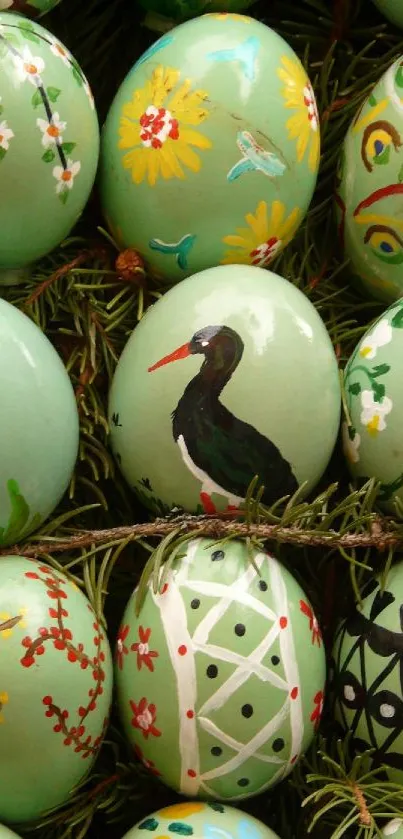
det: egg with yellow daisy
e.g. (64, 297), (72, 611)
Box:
(121, 803), (282, 839)
(100, 13), (320, 283)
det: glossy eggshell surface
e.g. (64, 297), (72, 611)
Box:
(121, 804), (281, 839)
(0, 827), (21, 839)
(0, 0), (62, 16)
(336, 57), (403, 303)
(333, 561), (403, 786)
(100, 13), (320, 283)
(372, 0), (403, 28)
(0, 12), (98, 272)
(108, 264), (341, 516)
(0, 557), (113, 823)
(0, 298), (79, 545)
(137, 0), (257, 22)
(116, 539), (325, 800)
(382, 822), (403, 838)
(342, 298), (403, 511)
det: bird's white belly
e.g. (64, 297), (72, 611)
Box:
(177, 434), (244, 507)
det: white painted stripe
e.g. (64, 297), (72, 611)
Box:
(181, 580), (276, 622)
(198, 621), (284, 716)
(152, 548), (200, 796)
(199, 700), (289, 780)
(192, 556), (266, 647)
(193, 641), (287, 689)
(197, 716), (285, 765)
(269, 557), (304, 766)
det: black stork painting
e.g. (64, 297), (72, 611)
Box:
(148, 325), (299, 514)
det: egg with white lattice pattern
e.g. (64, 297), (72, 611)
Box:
(115, 538), (326, 800)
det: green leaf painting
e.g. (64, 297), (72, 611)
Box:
(0, 479), (41, 547)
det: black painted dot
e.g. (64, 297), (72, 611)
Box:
(241, 703), (253, 718)
(191, 598), (200, 610)
(272, 738), (284, 753)
(211, 746), (222, 756)
(258, 580), (268, 591)
(211, 550), (225, 561)
(271, 655), (280, 666)
(207, 664), (218, 679)
(237, 778), (249, 787)
(234, 623), (246, 637)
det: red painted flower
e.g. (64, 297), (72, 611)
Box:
(310, 690), (324, 731)
(131, 626), (159, 672)
(134, 744), (161, 776)
(116, 624), (130, 670)
(130, 697), (161, 739)
(300, 600), (322, 646)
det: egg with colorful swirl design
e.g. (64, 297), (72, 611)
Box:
(100, 13), (320, 283)
(336, 56), (403, 303)
(115, 538), (326, 800)
(121, 803), (281, 839)
(0, 0), (62, 17)
(0, 12), (98, 282)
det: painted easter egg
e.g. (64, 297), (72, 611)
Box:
(108, 264), (341, 516)
(137, 1), (257, 25)
(0, 556), (113, 823)
(372, 0), (403, 29)
(382, 822), (403, 838)
(335, 56), (403, 303)
(341, 297), (403, 512)
(115, 538), (326, 800)
(0, 828), (21, 839)
(121, 804), (281, 839)
(333, 561), (403, 785)
(0, 0), (62, 17)
(99, 13), (320, 284)
(0, 12), (98, 281)
(0, 298), (79, 546)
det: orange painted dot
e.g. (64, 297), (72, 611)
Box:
(279, 617), (288, 629)
(25, 63), (38, 74)
(47, 125), (60, 137)
(186, 710), (194, 719)
(290, 687), (298, 700)
(178, 645), (187, 656)
(187, 769), (197, 778)
(62, 170), (72, 182)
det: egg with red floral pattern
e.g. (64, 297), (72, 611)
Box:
(0, 557), (113, 824)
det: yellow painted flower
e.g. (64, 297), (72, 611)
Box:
(206, 13), (252, 21)
(221, 199), (301, 267)
(158, 803), (205, 820)
(118, 65), (212, 187)
(0, 691), (8, 724)
(0, 609), (27, 639)
(277, 56), (320, 172)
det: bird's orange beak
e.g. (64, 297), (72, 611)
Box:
(148, 342), (191, 372)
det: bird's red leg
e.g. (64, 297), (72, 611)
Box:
(200, 492), (217, 514)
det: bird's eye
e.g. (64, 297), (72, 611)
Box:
(361, 120), (402, 172)
(364, 225), (403, 265)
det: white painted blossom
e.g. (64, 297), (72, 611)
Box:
(36, 112), (66, 148)
(360, 389), (393, 435)
(0, 119), (14, 150)
(359, 317), (392, 360)
(49, 38), (71, 67)
(383, 819), (403, 837)
(342, 422), (361, 464)
(13, 46), (45, 85)
(52, 158), (81, 193)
